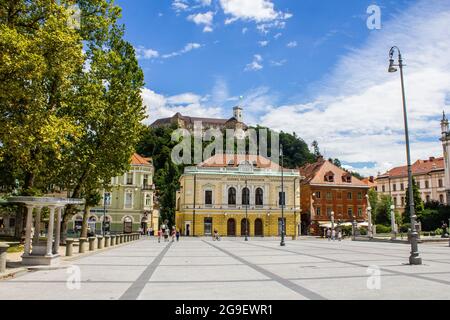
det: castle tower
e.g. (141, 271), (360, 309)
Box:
(440, 111), (450, 203)
(233, 106), (243, 123)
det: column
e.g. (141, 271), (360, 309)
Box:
(53, 207), (62, 254)
(46, 206), (55, 257)
(33, 207), (42, 244)
(23, 205), (34, 257)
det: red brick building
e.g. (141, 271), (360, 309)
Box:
(299, 158), (369, 236)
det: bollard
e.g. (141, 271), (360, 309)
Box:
(120, 234), (124, 244)
(115, 235), (119, 245)
(97, 236), (104, 249)
(0, 243), (9, 273)
(104, 235), (110, 248)
(65, 239), (74, 257)
(79, 238), (87, 253)
(110, 235), (116, 246)
(88, 237), (96, 251)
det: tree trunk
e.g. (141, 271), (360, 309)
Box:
(80, 204), (90, 238)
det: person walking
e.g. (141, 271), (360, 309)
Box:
(331, 228), (336, 241)
(171, 227), (176, 242)
(176, 229), (180, 242)
(338, 230), (342, 242)
(157, 229), (162, 243)
(326, 228), (331, 241)
(164, 228), (169, 242)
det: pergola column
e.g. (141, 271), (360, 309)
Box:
(46, 206), (56, 257)
(33, 207), (42, 245)
(23, 205), (34, 257)
(53, 206), (63, 254)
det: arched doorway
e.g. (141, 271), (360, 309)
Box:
(254, 218), (263, 237)
(123, 216), (133, 234)
(227, 218), (236, 236)
(241, 218), (250, 237)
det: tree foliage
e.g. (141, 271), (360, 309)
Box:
(404, 178), (424, 224)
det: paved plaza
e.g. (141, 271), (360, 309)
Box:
(1, 237), (450, 300)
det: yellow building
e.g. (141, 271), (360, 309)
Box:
(175, 154), (301, 237)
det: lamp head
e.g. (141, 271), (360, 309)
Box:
(388, 58), (397, 73)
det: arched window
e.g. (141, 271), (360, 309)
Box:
(255, 188), (264, 206)
(242, 188), (250, 205)
(145, 194), (152, 206)
(228, 187), (236, 205)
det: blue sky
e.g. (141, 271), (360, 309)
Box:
(115, 0), (450, 176)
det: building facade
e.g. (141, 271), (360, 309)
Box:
(68, 153), (158, 234)
(299, 158), (369, 236)
(175, 154), (301, 237)
(376, 157), (446, 212)
(440, 111), (450, 202)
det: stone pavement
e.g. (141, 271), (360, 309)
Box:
(1, 237), (450, 300)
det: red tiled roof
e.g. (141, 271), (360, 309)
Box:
(131, 153), (151, 165)
(199, 154), (282, 170)
(299, 158), (368, 187)
(379, 157), (444, 178)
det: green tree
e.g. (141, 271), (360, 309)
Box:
(375, 194), (392, 226)
(311, 140), (321, 159)
(368, 188), (379, 223)
(404, 178), (424, 224)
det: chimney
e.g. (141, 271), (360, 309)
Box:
(369, 176), (374, 183)
(429, 157), (435, 161)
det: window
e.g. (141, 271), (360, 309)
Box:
(417, 181), (421, 189)
(204, 217), (213, 236)
(439, 179), (443, 188)
(242, 188), (250, 206)
(316, 207), (321, 216)
(358, 208), (363, 217)
(382, 185), (386, 192)
(126, 173), (133, 185)
(347, 192), (352, 200)
(337, 192), (342, 199)
(400, 183), (404, 191)
(315, 191), (321, 199)
(205, 190), (213, 206)
(143, 174), (149, 186)
(394, 197), (398, 206)
(0, 217), (3, 228)
(8, 218), (15, 228)
(401, 197), (405, 206)
(255, 188), (264, 206)
(342, 174), (352, 183)
(327, 207), (332, 217)
(425, 181), (429, 189)
(357, 192), (362, 200)
(104, 192), (111, 206)
(279, 192), (286, 206)
(393, 184), (397, 191)
(324, 172), (334, 182)
(426, 195), (430, 203)
(145, 194), (152, 206)
(347, 207), (353, 217)
(440, 194), (445, 204)
(326, 192), (332, 200)
(125, 191), (133, 208)
(228, 187), (236, 205)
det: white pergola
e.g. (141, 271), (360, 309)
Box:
(7, 196), (85, 266)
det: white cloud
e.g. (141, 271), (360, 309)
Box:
(162, 43), (203, 59)
(270, 59), (287, 67)
(274, 32), (282, 39)
(286, 41), (297, 48)
(172, 0), (189, 12)
(258, 0), (450, 176)
(135, 46), (159, 59)
(245, 54), (263, 71)
(242, 27), (248, 34)
(258, 40), (269, 47)
(141, 88), (223, 125)
(187, 11), (214, 32)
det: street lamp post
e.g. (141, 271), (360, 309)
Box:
(365, 194), (373, 238)
(331, 211), (335, 240)
(245, 179), (249, 241)
(280, 144), (285, 246)
(388, 46), (422, 265)
(103, 192), (109, 237)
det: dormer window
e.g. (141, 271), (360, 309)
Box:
(324, 171), (335, 182)
(342, 173), (352, 183)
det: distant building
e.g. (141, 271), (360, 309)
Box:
(440, 111), (450, 203)
(377, 157), (446, 212)
(175, 154), (301, 237)
(299, 158), (369, 236)
(362, 176), (377, 191)
(150, 106), (248, 131)
(67, 153), (158, 234)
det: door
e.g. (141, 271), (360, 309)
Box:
(227, 218), (236, 236)
(185, 223), (190, 236)
(123, 216), (133, 234)
(254, 218), (263, 237)
(241, 218), (250, 237)
(204, 218), (213, 236)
